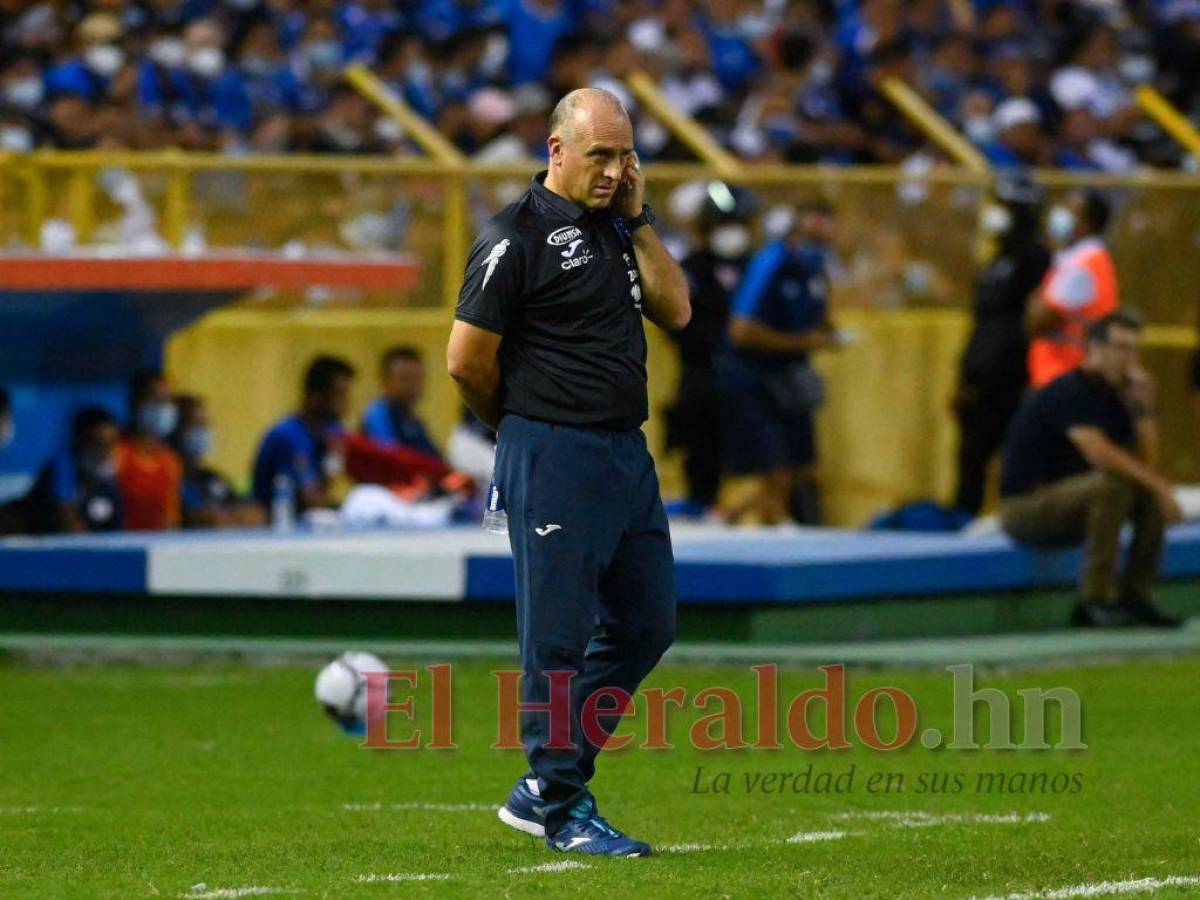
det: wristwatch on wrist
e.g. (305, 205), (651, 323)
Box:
(626, 204), (656, 232)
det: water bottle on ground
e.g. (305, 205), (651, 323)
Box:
(272, 474), (295, 532)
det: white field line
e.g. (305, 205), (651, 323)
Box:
(507, 861), (589, 874)
(664, 831), (861, 854)
(786, 830), (848, 843)
(184, 889), (297, 899)
(835, 811), (1051, 828)
(353, 874), (454, 883)
(972, 875), (1200, 899)
(0, 805), (84, 813)
(342, 802), (496, 812)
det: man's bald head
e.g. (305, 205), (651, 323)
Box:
(544, 87), (636, 210)
(548, 88), (629, 140)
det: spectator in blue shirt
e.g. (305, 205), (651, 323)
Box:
(138, 19), (251, 140)
(252, 355), (356, 516)
(336, 0), (403, 65)
(45, 13), (131, 104)
(719, 202), (842, 525)
(699, 1), (762, 93)
(235, 23), (309, 120)
(504, 0), (574, 85)
(361, 346), (442, 460)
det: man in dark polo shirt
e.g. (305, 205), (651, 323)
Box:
(446, 88), (690, 857)
(1000, 312), (1183, 628)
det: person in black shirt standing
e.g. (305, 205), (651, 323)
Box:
(953, 175), (1051, 515)
(664, 184), (755, 512)
(447, 88), (690, 858)
(1000, 312), (1184, 628)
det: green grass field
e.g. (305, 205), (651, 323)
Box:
(2, 653), (1199, 899)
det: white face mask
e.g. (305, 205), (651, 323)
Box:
(1118, 55), (1155, 84)
(0, 126), (33, 153)
(323, 451), (344, 478)
(809, 58), (834, 85)
(964, 116), (994, 145)
(4, 77), (44, 110)
(149, 38), (187, 68)
(405, 59), (432, 84)
(480, 33), (509, 78)
(373, 117), (404, 143)
(980, 204), (1012, 236)
(1046, 205), (1076, 244)
(709, 224), (751, 259)
(187, 46), (226, 79)
(306, 40), (342, 71)
(85, 44), (125, 77)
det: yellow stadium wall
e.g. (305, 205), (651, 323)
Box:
(166, 307), (973, 527)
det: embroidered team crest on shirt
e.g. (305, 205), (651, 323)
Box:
(481, 239), (510, 290)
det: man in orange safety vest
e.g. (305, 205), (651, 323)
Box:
(1026, 190), (1118, 389)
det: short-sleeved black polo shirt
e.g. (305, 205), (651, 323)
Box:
(455, 172), (648, 430)
(1000, 369), (1136, 497)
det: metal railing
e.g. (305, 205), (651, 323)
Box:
(1, 70), (1198, 329)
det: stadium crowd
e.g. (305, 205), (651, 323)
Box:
(2, 0), (1199, 168)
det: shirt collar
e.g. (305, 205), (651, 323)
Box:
(531, 170), (587, 222)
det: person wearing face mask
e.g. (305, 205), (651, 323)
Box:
(0, 112), (36, 154)
(136, 28), (187, 120)
(170, 395), (266, 529)
(138, 19), (251, 136)
(719, 200), (843, 525)
(663, 183), (755, 513)
(44, 13), (128, 104)
(18, 407), (125, 534)
(115, 369), (184, 531)
(0, 55), (51, 148)
(182, 20), (251, 132)
(252, 355), (355, 518)
(1026, 189), (1118, 389)
(952, 175), (1051, 516)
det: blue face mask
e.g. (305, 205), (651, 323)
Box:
(137, 401), (178, 438)
(181, 426), (214, 461)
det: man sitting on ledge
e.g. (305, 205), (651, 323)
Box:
(999, 311), (1184, 628)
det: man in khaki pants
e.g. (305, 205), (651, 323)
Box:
(999, 312), (1184, 628)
